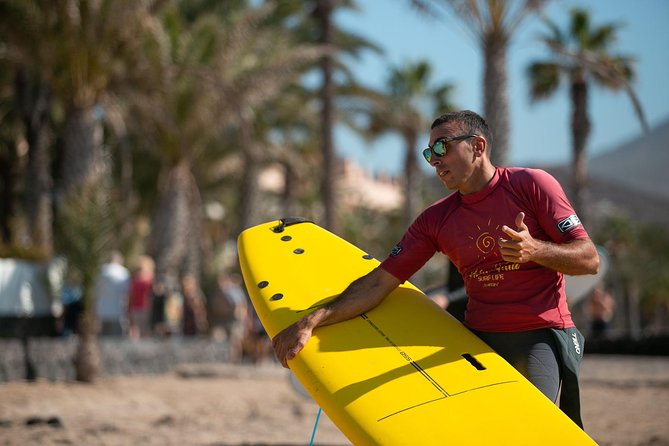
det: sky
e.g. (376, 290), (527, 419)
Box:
(333, 0), (669, 177)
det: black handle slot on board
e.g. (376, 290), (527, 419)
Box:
(272, 217), (313, 233)
(462, 353), (486, 371)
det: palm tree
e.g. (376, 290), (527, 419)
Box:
(356, 61), (456, 227)
(130, 4), (219, 286)
(311, 0), (337, 232)
(238, 84), (322, 223)
(0, 0), (165, 382)
(0, 66), (23, 245)
(213, 2), (333, 236)
(296, 0), (380, 233)
(0, 0), (162, 194)
(527, 8), (647, 219)
(1, 5), (55, 256)
(594, 216), (669, 339)
(14, 71), (54, 257)
(56, 174), (116, 381)
(130, 1), (327, 285)
(412, 0), (546, 167)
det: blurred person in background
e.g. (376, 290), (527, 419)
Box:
(127, 256), (155, 339)
(588, 284), (616, 340)
(181, 274), (208, 337)
(209, 272), (248, 363)
(94, 251), (130, 337)
(60, 268), (83, 336)
(150, 279), (169, 337)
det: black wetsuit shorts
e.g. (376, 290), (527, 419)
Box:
(473, 328), (561, 402)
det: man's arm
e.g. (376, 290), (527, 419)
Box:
(499, 212), (600, 275)
(272, 266), (401, 368)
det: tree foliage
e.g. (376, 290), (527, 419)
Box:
(410, 0), (547, 167)
(595, 216), (669, 312)
(349, 60), (456, 227)
(527, 8), (646, 220)
(0, 0), (666, 353)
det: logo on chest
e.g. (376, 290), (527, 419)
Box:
(468, 219), (501, 258)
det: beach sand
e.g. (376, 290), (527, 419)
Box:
(0, 355), (667, 445)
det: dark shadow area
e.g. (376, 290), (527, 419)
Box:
(586, 335), (669, 356)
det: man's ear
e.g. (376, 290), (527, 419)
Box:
(473, 136), (487, 157)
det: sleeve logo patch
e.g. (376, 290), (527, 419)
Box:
(390, 245), (403, 256)
(557, 214), (582, 233)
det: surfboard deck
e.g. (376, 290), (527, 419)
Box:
(238, 218), (597, 445)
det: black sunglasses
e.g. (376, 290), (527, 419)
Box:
(422, 134), (477, 163)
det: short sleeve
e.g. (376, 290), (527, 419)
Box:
(379, 212), (438, 282)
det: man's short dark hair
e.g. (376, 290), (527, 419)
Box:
(430, 110), (493, 149)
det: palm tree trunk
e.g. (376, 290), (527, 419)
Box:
(238, 150), (262, 234)
(236, 117), (263, 236)
(150, 160), (193, 283)
(74, 308), (102, 383)
(183, 172), (204, 281)
(281, 162), (299, 217)
(60, 104), (105, 194)
(25, 130), (54, 257)
(315, 0), (337, 232)
(0, 147), (16, 244)
(58, 103), (110, 383)
(403, 134), (420, 228)
(483, 34), (510, 167)
(15, 71), (54, 256)
(570, 79), (591, 221)
(117, 135), (135, 248)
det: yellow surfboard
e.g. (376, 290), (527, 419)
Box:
(238, 218), (597, 445)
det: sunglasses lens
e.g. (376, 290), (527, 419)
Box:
(422, 148), (431, 163)
(432, 140), (446, 157)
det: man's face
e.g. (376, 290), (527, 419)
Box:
(427, 122), (480, 193)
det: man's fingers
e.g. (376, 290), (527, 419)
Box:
(500, 248), (522, 262)
(501, 225), (521, 240)
(502, 212), (527, 239)
(274, 336), (305, 369)
(498, 236), (520, 248)
(278, 348), (292, 369)
(515, 212), (527, 231)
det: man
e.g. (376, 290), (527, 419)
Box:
(94, 251), (130, 337)
(272, 110), (599, 424)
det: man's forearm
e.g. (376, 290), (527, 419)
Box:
(272, 266), (400, 368)
(532, 238), (600, 276)
(303, 267), (401, 331)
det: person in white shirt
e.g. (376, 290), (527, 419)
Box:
(94, 251), (130, 336)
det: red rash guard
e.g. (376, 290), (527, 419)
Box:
(380, 167), (589, 332)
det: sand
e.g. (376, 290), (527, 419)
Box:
(0, 355), (667, 446)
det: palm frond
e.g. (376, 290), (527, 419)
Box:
(569, 8), (591, 47)
(56, 181), (116, 311)
(527, 61), (561, 101)
(589, 24), (620, 52)
(531, 8), (648, 135)
(538, 15), (565, 47)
